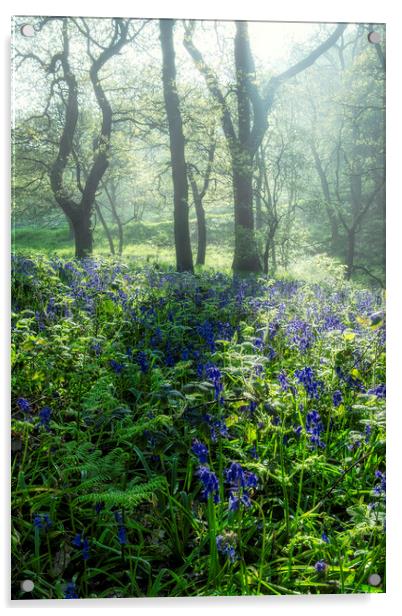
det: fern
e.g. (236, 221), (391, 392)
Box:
(74, 475), (166, 509)
(117, 415), (173, 440)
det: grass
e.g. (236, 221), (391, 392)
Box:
(11, 253), (385, 599)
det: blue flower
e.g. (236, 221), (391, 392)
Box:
(332, 390), (343, 407)
(82, 538), (90, 561)
(64, 581), (79, 599)
(295, 367), (323, 399)
(110, 359), (124, 374)
(206, 364), (224, 403)
(374, 470), (386, 496)
(137, 351), (149, 373)
(314, 560), (327, 572)
(306, 410), (326, 448)
(216, 533), (237, 562)
(117, 525), (127, 545)
(72, 533), (82, 548)
(33, 513), (52, 531)
(196, 465), (220, 503)
(191, 439), (209, 463)
(17, 397), (31, 418)
(278, 371), (289, 391)
(368, 384), (386, 398)
(39, 406), (52, 430)
(321, 532), (329, 543)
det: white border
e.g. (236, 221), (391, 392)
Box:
(2, 0), (401, 614)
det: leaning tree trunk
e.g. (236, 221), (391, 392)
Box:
(160, 19), (194, 273)
(189, 175), (207, 266)
(95, 200), (115, 255)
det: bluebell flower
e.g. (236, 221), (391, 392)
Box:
(117, 525), (127, 544)
(64, 581), (79, 599)
(196, 465), (220, 503)
(33, 513), (52, 531)
(306, 410), (326, 448)
(191, 439), (209, 463)
(95, 502), (104, 514)
(278, 371), (289, 391)
(321, 532), (329, 543)
(39, 406), (52, 430)
(374, 470), (386, 496)
(314, 560), (327, 572)
(17, 397), (31, 413)
(72, 533), (82, 548)
(332, 390), (343, 407)
(367, 384), (386, 398)
(110, 359), (124, 374)
(206, 364), (224, 403)
(137, 351), (149, 373)
(216, 533), (237, 562)
(82, 538), (90, 561)
(295, 367), (323, 399)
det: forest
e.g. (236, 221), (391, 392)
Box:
(11, 17), (385, 599)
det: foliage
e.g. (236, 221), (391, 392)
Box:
(11, 255), (385, 598)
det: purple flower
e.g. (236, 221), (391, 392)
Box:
(306, 410), (326, 449)
(196, 465), (220, 503)
(117, 525), (127, 545)
(332, 390), (343, 407)
(17, 397), (31, 415)
(368, 384), (386, 398)
(191, 439), (209, 463)
(64, 581), (79, 599)
(110, 359), (124, 374)
(216, 533), (236, 562)
(314, 560), (327, 573)
(295, 367), (323, 399)
(39, 406), (52, 430)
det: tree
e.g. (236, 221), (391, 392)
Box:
(184, 20), (346, 273)
(159, 19), (194, 273)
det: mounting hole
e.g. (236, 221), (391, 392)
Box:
(368, 31), (381, 44)
(21, 579), (35, 592)
(20, 24), (35, 38)
(368, 573), (381, 586)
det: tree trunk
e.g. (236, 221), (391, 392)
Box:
(95, 200), (115, 255)
(346, 229), (355, 280)
(232, 156), (261, 272)
(160, 19), (194, 273)
(189, 174), (207, 266)
(72, 214), (93, 258)
(67, 217), (75, 241)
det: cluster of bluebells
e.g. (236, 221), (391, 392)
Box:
(216, 532), (237, 563)
(306, 410), (326, 449)
(196, 465), (220, 503)
(286, 319), (315, 353)
(295, 367), (323, 399)
(72, 533), (90, 561)
(373, 470), (386, 497)
(225, 462), (258, 511)
(335, 366), (365, 392)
